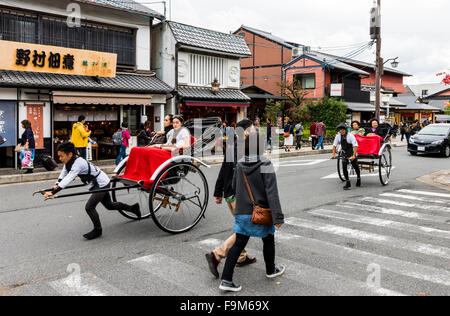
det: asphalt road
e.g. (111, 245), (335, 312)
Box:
(0, 147), (449, 296)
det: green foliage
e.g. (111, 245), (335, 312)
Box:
(265, 99), (283, 123)
(444, 105), (450, 115)
(306, 97), (348, 129)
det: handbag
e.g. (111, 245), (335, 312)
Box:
(284, 132), (290, 138)
(242, 172), (273, 226)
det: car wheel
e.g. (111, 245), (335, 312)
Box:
(443, 145), (450, 158)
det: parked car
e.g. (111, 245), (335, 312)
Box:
(408, 124), (450, 157)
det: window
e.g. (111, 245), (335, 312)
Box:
(295, 74), (315, 89)
(422, 90), (429, 96)
(0, 9), (136, 66)
(189, 54), (225, 86)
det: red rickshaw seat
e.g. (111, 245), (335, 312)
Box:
(355, 135), (383, 156)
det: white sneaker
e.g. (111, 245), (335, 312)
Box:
(266, 265), (286, 279)
(219, 280), (242, 292)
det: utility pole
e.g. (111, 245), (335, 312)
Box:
(374, 0), (382, 120)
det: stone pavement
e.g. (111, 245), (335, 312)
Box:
(0, 138), (408, 186)
(418, 170), (450, 192)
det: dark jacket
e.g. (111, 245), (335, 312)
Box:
(233, 156), (284, 225)
(21, 128), (35, 149)
(365, 126), (387, 138)
(137, 129), (151, 147)
(214, 135), (239, 199)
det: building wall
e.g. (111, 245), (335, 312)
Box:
(437, 90), (450, 97)
(6, 0), (152, 71)
(361, 72), (407, 94)
(285, 57), (326, 99)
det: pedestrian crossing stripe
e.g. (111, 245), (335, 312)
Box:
(397, 189), (450, 199)
(361, 197), (450, 213)
(380, 193), (450, 205)
(321, 167), (396, 180)
(49, 272), (124, 296)
(308, 209), (450, 240)
(285, 217), (450, 260)
(338, 202), (450, 224)
(193, 239), (404, 296)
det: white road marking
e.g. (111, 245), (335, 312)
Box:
(285, 217), (450, 260)
(276, 231), (450, 287)
(380, 193), (450, 205)
(321, 167), (396, 180)
(128, 254), (219, 296)
(309, 209), (450, 240)
(49, 272), (124, 296)
(338, 202), (450, 224)
(194, 239), (404, 296)
(397, 189), (450, 199)
(276, 159), (329, 167)
(361, 197), (450, 213)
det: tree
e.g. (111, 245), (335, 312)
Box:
(444, 104), (450, 115)
(307, 97), (348, 128)
(277, 80), (309, 121)
(265, 99), (283, 124)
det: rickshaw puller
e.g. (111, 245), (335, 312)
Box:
(44, 142), (141, 240)
(332, 124), (361, 190)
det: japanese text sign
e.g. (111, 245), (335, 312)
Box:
(0, 40), (117, 78)
(0, 101), (16, 147)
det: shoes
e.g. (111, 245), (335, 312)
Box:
(24, 169), (33, 174)
(219, 280), (242, 292)
(266, 265), (286, 279)
(343, 181), (351, 190)
(236, 256), (257, 268)
(356, 178), (361, 188)
(130, 203), (141, 219)
(83, 228), (103, 240)
(205, 252), (220, 279)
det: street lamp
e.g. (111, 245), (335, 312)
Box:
(384, 57), (399, 69)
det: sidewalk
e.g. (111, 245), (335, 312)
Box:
(418, 170), (450, 192)
(0, 138), (408, 186)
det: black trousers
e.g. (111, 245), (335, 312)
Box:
(311, 136), (318, 150)
(77, 147), (87, 160)
(296, 135), (302, 150)
(85, 184), (133, 229)
(222, 233), (275, 282)
(342, 158), (361, 181)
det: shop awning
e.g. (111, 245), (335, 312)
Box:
(185, 101), (249, 108)
(53, 91), (152, 105)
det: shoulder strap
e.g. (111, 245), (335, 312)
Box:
(242, 171), (256, 206)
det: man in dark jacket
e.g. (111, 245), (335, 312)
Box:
(205, 119), (257, 278)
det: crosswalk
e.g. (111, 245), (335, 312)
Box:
(26, 188), (450, 296)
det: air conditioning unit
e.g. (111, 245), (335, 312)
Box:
(292, 47), (301, 58)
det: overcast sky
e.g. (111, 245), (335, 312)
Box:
(142, 0), (449, 84)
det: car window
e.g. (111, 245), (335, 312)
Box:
(418, 125), (450, 136)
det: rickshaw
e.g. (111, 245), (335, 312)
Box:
(34, 118), (223, 234)
(336, 123), (394, 186)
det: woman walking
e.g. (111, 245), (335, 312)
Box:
(219, 129), (285, 293)
(115, 122), (130, 165)
(136, 123), (151, 147)
(19, 120), (35, 174)
(283, 121), (294, 152)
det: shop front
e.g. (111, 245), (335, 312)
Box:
(177, 86), (250, 124)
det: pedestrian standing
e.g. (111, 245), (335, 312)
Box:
(400, 122), (406, 142)
(19, 120), (35, 174)
(405, 123), (412, 145)
(295, 121), (304, 150)
(265, 118), (273, 153)
(115, 122), (130, 165)
(206, 119), (257, 279)
(316, 120), (327, 150)
(136, 123), (151, 147)
(310, 121), (318, 150)
(283, 121), (294, 152)
(219, 129), (285, 293)
(71, 115), (91, 160)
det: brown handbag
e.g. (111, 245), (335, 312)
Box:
(242, 172), (273, 226)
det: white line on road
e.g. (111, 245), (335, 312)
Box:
(397, 189), (450, 199)
(361, 197), (450, 213)
(275, 231), (450, 288)
(285, 217), (450, 260)
(380, 193), (450, 205)
(321, 167), (396, 180)
(276, 159), (329, 167)
(49, 272), (124, 296)
(338, 202), (450, 224)
(194, 239), (404, 296)
(128, 254), (219, 296)
(308, 209), (450, 240)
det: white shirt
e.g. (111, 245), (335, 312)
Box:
(57, 158), (110, 189)
(165, 127), (191, 148)
(333, 133), (359, 148)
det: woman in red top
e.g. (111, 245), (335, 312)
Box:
(115, 122), (131, 165)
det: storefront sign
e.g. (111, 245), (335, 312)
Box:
(0, 101), (16, 147)
(0, 40), (117, 78)
(330, 84), (344, 97)
(27, 104), (44, 149)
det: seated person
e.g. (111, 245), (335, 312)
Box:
(365, 119), (387, 138)
(152, 115), (191, 154)
(350, 121), (366, 136)
(153, 114), (174, 144)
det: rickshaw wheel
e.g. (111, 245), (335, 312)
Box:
(112, 163), (154, 220)
(149, 162), (209, 234)
(379, 146), (392, 186)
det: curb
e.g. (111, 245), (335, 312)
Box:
(417, 170), (450, 192)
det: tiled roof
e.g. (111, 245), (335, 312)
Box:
(391, 96), (441, 111)
(76, 0), (165, 19)
(0, 70), (173, 94)
(236, 26), (301, 49)
(406, 83), (449, 98)
(168, 22), (251, 57)
(178, 86), (250, 101)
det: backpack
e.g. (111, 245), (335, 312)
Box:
(41, 155), (58, 171)
(112, 130), (123, 146)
